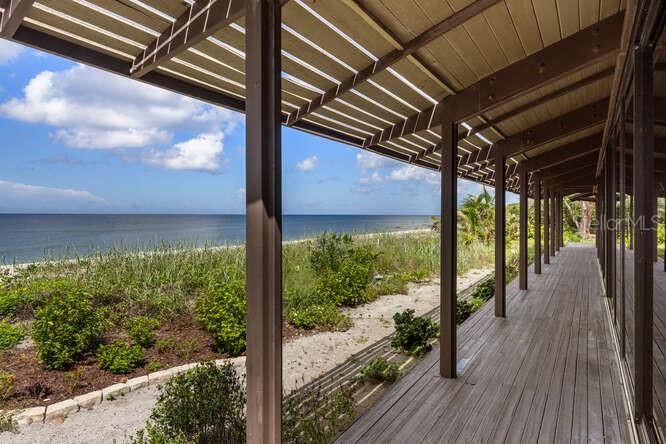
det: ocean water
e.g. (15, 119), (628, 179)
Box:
(0, 214), (434, 263)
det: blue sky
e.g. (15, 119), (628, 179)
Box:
(0, 39), (492, 215)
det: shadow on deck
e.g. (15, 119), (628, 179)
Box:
(337, 245), (632, 443)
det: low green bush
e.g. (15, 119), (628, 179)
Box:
(284, 289), (351, 331)
(0, 278), (80, 320)
(195, 279), (246, 356)
(32, 288), (103, 369)
(282, 386), (355, 443)
(0, 370), (16, 400)
(97, 340), (143, 374)
(130, 362), (246, 444)
(357, 357), (399, 383)
(391, 309), (438, 357)
(125, 316), (161, 348)
(309, 232), (354, 274)
(313, 246), (378, 308)
(472, 279), (495, 302)
(0, 321), (25, 350)
(456, 299), (474, 324)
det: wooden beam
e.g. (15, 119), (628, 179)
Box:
(286, 0), (502, 125)
(131, 0), (247, 78)
(417, 67), (615, 161)
(521, 134), (602, 172)
(519, 166), (528, 290)
(245, 1), (282, 441)
(495, 149), (506, 317)
(0, 0), (34, 37)
(440, 112), (457, 378)
(463, 98), (608, 169)
(363, 12), (623, 148)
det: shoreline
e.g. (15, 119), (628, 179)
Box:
(0, 228), (434, 273)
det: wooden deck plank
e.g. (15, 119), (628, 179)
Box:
(336, 245), (631, 443)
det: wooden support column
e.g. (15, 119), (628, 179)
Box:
(544, 186), (550, 265)
(495, 150), (506, 317)
(632, 44), (654, 423)
(619, 128), (626, 357)
(519, 166), (528, 290)
(534, 173), (542, 274)
(440, 113), (457, 378)
(245, 1), (282, 442)
(559, 196), (564, 248)
(629, 194), (634, 250)
(550, 192), (556, 258)
(555, 195), (560, 253)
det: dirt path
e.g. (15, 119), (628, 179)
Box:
(0, 267), (490, 444)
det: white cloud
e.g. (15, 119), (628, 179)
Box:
(0, 40), (23, 65)
(0, 65), (241, 151)
(0, 179), (106, 205)
(359, 171), (383, 184)
(356, 152), (391, 170)
(388, 165), (440, 185)
(143, 132), (224, 173)
(296, 155), (318, 172)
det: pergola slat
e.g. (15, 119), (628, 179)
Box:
(285, 0), (503, 126)
(0, 0), (34, 37)
(362, 12), (623, 149)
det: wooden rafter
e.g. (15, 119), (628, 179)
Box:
(520, 134), (603, 172)
(0, 0), (34, 37)
(415, 67), (615, 161)
(363, 12), (623, 149)
(285, 0), (503, 126)
(461, 98), (609, 173)
(130, 0), (247, 78)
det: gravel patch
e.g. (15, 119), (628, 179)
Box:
(1, 267), (490, 443)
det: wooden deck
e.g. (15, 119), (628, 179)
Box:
(337, 245), (631, 443)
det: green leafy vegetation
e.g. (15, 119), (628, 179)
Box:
(357, 357), (399, 383)
(391, 309), (439, 357)
(195, 279), (246, 356)
(125, 316), (161, 348)
(31, 288), (103, 370)
(0, 370), (16, 400)
(97, 340), (144, 374)
(0, 321), (25, 350)
(129, 362), (246, 444)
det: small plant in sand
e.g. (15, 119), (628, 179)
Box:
(391, 309), (438, 357)
(0, 410), (17, 434)
(0, 371), (16, 400)
(97, 340), (143, 374)
(357, 357), (399, 383)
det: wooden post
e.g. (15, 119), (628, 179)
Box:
(550, 192), (556, 258)
(544, 186), (550, 265)
(559, 195), (564, 248)
(629, 194), (634, 250)
(495, 151), (506, 317)
(534, 173), (542, 274)
(440, 112), (457, 378)
(619, 129), (626, 357)
(555, 195), (560, 253)
(632, 44), (654, 423)
(245, 1), (282, 441)
(519, 166), (528, 290)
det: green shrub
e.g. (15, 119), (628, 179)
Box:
(472, 279), (494, 302)
(195, 280), (246, 356)
(32, 289), (103, 369)
(125, 316), (161, 348)
(147, 360), (162, 372)
(314, 247), (378, 307)
(0, 370), (16, 400)
(391, 309), (438, 357)
(309, 232), (353, 274)
(456, 299), (474, 324)
(283, 386), (355, 443)
(97, 340), (143, 374)
(0, 278), (80, 320)
(357, 357), (399, 383)
(0, 321), (25, 350)
(129, 362), (246, 444)
(285, 289), (351, 331)
(155, 337), (178, 355)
